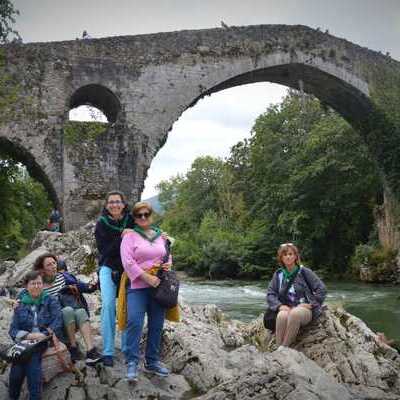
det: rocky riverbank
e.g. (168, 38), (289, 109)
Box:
(0, 228), (399, 399)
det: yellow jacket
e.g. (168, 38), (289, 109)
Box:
(117, 269), (180, 331)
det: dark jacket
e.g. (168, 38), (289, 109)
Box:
(266, 266), (327, 319)
(9, 295), (62, 342)
(61, 272), (97, 316)
(95, 209), (134, 272)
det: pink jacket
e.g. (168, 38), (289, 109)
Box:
(120, 231), (170, 289)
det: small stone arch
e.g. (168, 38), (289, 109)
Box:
(69, 84), (121, 123)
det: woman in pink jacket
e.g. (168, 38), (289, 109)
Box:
(120, 201), (171, 382)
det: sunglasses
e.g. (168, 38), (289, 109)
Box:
(279, 242), (294, 247)
(135, 212), (151, 219)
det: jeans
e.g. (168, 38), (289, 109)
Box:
(99, 266), (127, 356)
(9, 351), (42, 400)
(126, 288), (166, 365)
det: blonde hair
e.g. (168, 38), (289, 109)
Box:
(277, 243), (301, 266)
(132, 201), (153, 216)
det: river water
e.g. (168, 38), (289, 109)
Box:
(180, 279), (400, 343)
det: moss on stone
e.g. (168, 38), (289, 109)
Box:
(63, 120), (107, 145)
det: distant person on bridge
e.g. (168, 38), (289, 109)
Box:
(95, 191), (134, 367)
(82, 30), (92, 40)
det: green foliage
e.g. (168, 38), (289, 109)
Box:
(63, 121), (107, 145)
(0, 0), (20, 44)
(158, 92), (381, 279)
(0, 159), (52, 260)
(351, 244), (397, 281)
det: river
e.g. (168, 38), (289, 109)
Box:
(180, 279), (400, 343)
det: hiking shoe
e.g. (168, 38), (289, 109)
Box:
(86, 347), (102, 366)
(127, 361), (139, 382)
(102, 355), (114, 367)
(69, 346), (81, 363)
(144, 362), (169, 377)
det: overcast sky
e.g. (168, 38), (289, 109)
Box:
(13, 0), (400, 198)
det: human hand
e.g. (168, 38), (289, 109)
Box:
(279, 305), (291, 312)
(142, 272), (160, 288)
(122, 229), (135, 237)
(298, 303), (312, 310)
(161, 262), (172, 271)
(27, 332), (47, 341)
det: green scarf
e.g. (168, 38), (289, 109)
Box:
(133, 224), (162, 242)
(21, 291), (48, 306)
(281, 265), (300, 282)
(100, 213), (129, 232)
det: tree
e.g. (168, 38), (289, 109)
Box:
(0, 0), (20, 44)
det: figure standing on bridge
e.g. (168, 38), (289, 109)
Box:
(82, 30), (92, 40)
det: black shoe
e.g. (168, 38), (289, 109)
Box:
(69, 346), (80, 363)
(86, 347), (102, 366)
(102, 355), (114, 367)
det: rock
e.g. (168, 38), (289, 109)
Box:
(1, 246), (49, 288)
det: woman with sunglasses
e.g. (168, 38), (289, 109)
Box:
(266, 243), (326, 347)
(95, 191), (134, 367)
(120, 201), (171, 382)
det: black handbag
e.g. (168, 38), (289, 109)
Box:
(0, 336), (50, 364)
(152, 239), (180, 309)
(263, 269), (300, 332)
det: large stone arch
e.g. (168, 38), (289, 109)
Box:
(1, 24), (399, 230)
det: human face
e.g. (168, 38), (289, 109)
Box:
(134, 208), (152, 229)
(26, 276), (43, 298)
(42, 257), (57, 279)
(106, 194), (124, 220)
(281, 250), (297, 270)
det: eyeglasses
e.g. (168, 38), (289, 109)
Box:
(107, 200), (123, 205)
(28, 282), (43, 287)
(135, 212), (151, 219)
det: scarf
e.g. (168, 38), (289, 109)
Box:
(281, 265), (300, 282)
(99, 212), (129, 232)
(21, 291), (48, 306)
(133, 224), (162, 242)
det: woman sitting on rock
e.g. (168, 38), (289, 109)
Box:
(9, 270), (62, 400)
(266, 243), (326, 347)
(32, 253), (102, 365)
(121, 201), (171, 382)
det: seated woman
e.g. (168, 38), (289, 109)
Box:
(9, 270), (62, 400)
(121, 201), (171, 382)
(266, 243), (326, 347)
(33, 253), (102, 365)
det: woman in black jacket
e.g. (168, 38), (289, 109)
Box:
(95, 190), (134, 367)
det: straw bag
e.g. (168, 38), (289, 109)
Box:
(41, 334), (73, 383)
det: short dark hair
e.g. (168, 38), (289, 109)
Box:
(23, 270), (42, 285)
(105, 190), (126, 206)
(33, 253), (57, 271)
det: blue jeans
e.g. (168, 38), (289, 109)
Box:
(126, 288), (166, 365)
(9, 352), (42, 400)
(99, 266), (127, 356)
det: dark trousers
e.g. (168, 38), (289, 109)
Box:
(9, 352), (42, 400)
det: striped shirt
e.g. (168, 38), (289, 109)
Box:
(44, 273), (66, 297)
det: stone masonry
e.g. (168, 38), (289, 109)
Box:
(0, 24), (399, 230)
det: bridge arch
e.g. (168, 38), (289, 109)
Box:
(0, 137), (59, 208)
(69, 84), (121, 123)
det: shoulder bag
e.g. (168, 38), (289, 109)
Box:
(152, 239), (180, 309)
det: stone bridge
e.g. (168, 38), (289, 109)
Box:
(1, 24), (399, 230)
